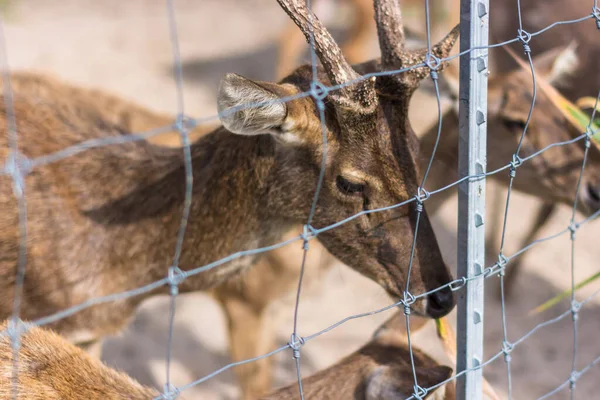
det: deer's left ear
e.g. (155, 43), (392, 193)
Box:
(218, 73), (288, 136)
(217, 73), (318, 145)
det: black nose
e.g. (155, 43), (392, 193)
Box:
(426, 287), (455, 318)
(587, 183), (600, 208)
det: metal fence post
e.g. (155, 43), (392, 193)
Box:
(456, 0), (489, 398)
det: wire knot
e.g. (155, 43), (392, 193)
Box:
(571, 300), (581, 321)
(4, 151), (31, 197)
(586, 125), (596, 140)
(593, 7), (600, 29)
(497, 254), (509, 277)
(403, 291), (417, 307)
(289, 333), (305, 360)
(300, 224), (317, 250)
(167, 266), (186, 296)
(517, 29), (532, 53)
(174, 113), (195, 134)
(425, 53), (442, 71)
(568, 221), (578, 240)
(417, 187), (431, 203)
(5, 318), (26, 345)
(160, 383), (181, 400)
(569, 371), (580, 389)
(415, 187), (430, 213)
(450, 277), (468, 291)
(413, 384), (428, 400)
(509, 154), (522, 178)
(502, 341), (513, 363)
(310, 81), (329, 102)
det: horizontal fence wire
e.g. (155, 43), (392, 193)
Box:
(0, 0), (598, 399)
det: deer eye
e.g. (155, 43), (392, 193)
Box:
(336, 175), (365, 196)
(502, 119), (527, 131)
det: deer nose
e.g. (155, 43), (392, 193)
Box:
(585, 182), (600, 210)
(426, 287), (455, 318)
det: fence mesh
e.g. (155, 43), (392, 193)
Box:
(0, 0), (599, 399)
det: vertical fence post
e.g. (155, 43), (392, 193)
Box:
(456, 0), (489, 398)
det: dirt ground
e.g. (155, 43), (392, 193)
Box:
(3, 0), (600, 398)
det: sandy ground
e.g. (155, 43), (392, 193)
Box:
(3, 0), (600, 398)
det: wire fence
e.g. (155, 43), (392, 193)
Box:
(0, 0), (599, 399)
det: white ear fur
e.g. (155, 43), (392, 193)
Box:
(546, 41), (579, 87)
(217, 73), (288, 136)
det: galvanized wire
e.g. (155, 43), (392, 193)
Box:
(0, 1), (598, 400)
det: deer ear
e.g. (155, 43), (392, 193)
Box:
(365, 366), (413, 400)
(217, 73), (293, 140)
(414, 365), (453, 391)
(365, 365), (452, 400)
(533, 42), (579, 87)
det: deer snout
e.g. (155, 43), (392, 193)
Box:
(582, 180), (600, 214)
(425, 286), (455, 318)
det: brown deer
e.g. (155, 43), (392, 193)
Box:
(0, 0), (460, 377)
(484, 0), (600, 294)
(289, 0), (600, 297)
(0, 315), (453, 400)
(260, 313), (454, 400)
(210, 44), (600, 399)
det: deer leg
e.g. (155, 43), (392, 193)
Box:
(217, 294), (274, 400)
(498, 202), (557, 300)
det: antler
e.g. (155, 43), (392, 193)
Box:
(373, 0), (406, 71)
(374, 0), (460, 89)
(276, 0), (375, 110)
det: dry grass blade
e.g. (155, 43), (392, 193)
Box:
(503, 45), (600, 144)
(435, 318), (502, 400)
(530, 271), (600, 315)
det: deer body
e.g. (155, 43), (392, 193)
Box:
(0, 72), (294, 340)
(0, 315), (453, 400)
(0, 321), (158, 400)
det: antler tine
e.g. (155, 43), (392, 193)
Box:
(373, 0), (406, 70)
(276, 0), (374, 107)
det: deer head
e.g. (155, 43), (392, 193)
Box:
(486, 44), (600, 215)
(217, 0), (459, 318)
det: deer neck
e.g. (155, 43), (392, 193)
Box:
(83, 128), (303, 294)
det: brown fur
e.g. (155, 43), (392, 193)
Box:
(219, 0), (599, 397)
(0, 315), (452, 400)
(260, 314), (453, 400)
(67, 43), (597, 398)
(211, 45), (600, 398)
(488, 0), (598, 101)
(0, 0), (459, 382)
(0, 320), (158, 399)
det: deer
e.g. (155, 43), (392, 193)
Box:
(206, 43), (600, 399)
(0, 0), (461, 381)
(483, 0), (600, 293)
(283, 0), (600, 297)
(0, 315), (454, 400)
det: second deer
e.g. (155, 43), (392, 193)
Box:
(0, 315), (453, 400)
